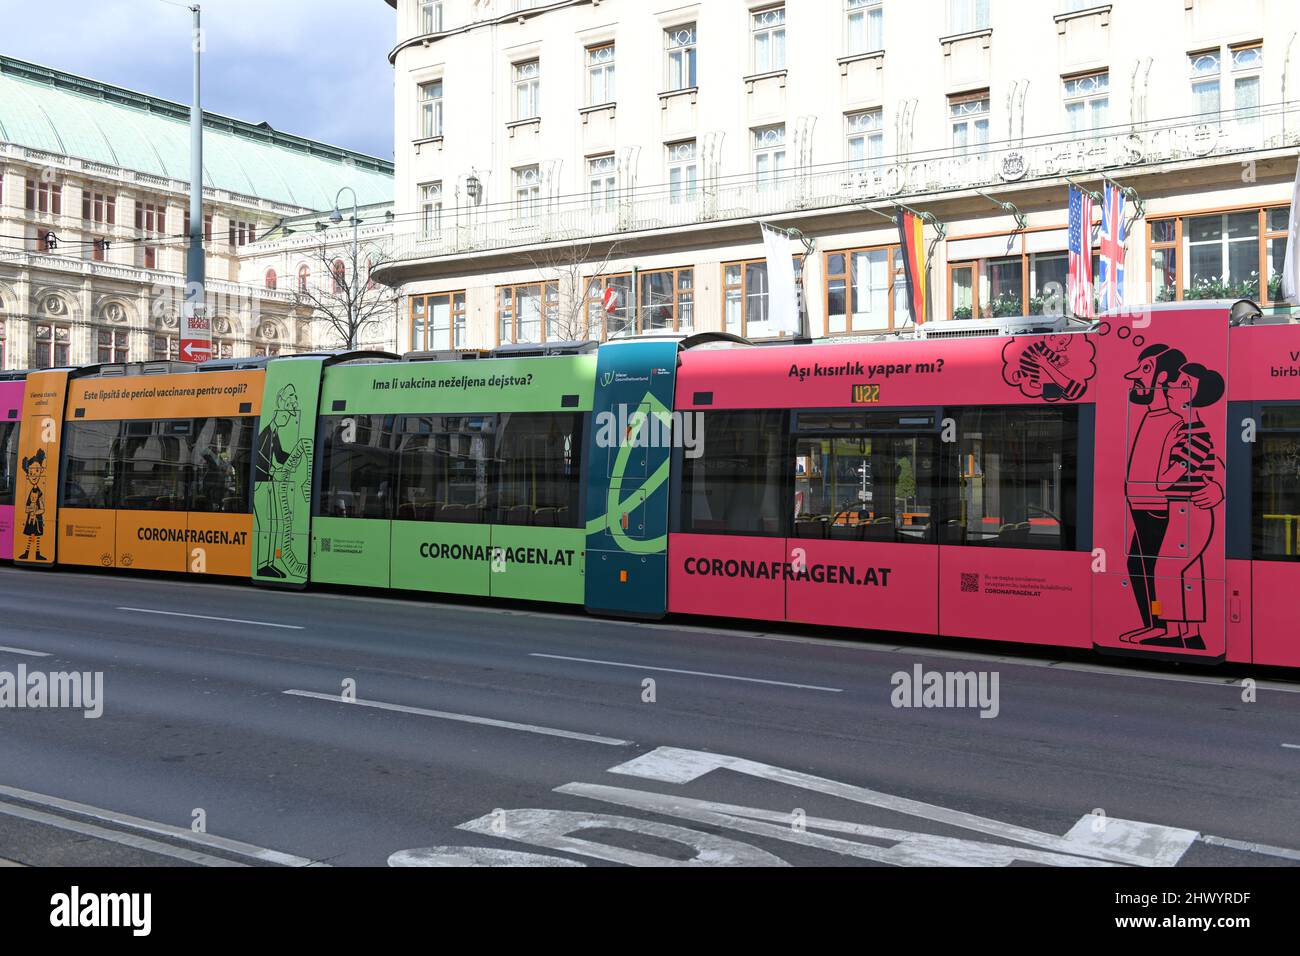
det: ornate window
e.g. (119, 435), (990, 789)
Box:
(665, 24), (697, 90)
(586, 43), (615, 106)
(265, 268), (277, 291)
(513, 59), (540, 121)
(751, 6), (786, 73)
(667, 140), (698, 204)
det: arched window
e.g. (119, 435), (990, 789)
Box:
(297, 264), (310, 292)
(332, 259), (346, 294)
(265, 268), (277, 291)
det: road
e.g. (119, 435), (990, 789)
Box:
(0, 565), (1297, 867)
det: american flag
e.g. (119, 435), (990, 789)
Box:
(1068, 187), (1094, 319)
(1098, 183), (1127, 312)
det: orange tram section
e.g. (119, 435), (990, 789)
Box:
(13, 360), (263, 577)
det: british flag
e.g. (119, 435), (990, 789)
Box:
(1068, 187), (1095, 319)
(1098, 182), (1127, 313)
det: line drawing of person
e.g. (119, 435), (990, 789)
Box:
(1139, 362), (1225, 650)
(255, 384), (311, 579)
(19, 447), (47, 561)
(1119, 343), (1189, 644)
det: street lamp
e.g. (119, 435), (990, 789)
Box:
(331, 186), (360, 349)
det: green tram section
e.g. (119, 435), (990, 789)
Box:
(309, 350), (597, 604)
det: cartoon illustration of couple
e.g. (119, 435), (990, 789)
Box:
(255, 383), (312, 579)
(18, 447), (47, 561)
(1121, 343), (1225, 650)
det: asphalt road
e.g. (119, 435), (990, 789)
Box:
(0, 565), (1297, 868)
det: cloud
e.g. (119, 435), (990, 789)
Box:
(0, 0), (395, 158)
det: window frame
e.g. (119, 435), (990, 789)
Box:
(751, 5), (787, 74)
(722, 256), (804, 339)
(419, 79), (444, 139)
(586, 42), (615, 107)
(513, 59), (540, 121)
(409, 290), (468, 352)
(496, 281), (559, 345)
(667, 139), (699, 204)
(1146, 203), (1291, 305)
(665, 23), (698, 91)
(1063, 69), (1110, 134)
(845, 0), (883, 55)
(949, 90), (990, 154)
(823, 244), (906, 335)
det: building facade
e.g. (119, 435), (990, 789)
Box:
(381, 0), (1300, 353)
(0, 56), (394, 370)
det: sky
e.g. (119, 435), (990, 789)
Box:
(0, 0), (396, 160)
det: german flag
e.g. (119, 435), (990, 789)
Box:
(896, 209), (928, 325)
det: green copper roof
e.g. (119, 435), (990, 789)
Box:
(0, 56), (392, 211)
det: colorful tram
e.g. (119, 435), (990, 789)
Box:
(2, 301), (1299, 668)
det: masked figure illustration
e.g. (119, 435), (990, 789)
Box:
(1120, 344), (1224, 649)
(256, 384), (312, 579)
(18, 448), (47, 561)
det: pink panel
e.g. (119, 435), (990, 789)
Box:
(676, 333), (1101, 410)
(667, 534), (786, 622)
(785, 539), (938, 635)
(1251, 562), (1300, 667)
(0, 380), (20, 562)
(938, 548), (1092, 647)
(1090, 308), (1230, 658)
(1228, 324), (1300, 402)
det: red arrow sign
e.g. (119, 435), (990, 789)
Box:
(602, 286), (619, 314)
(181, 339), (212, 363)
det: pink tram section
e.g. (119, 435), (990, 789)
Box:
(0, 377), (23, 561)
(668, 302), (1300, 667)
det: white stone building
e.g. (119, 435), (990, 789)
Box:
(379, 0), (1300, 352)
(0, 56), (394, 370)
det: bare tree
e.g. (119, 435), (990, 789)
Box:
(295, 234), (400, 351)
(519, 236), (624, 342)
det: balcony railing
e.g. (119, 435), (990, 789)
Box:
(384, 101), (1300, 266)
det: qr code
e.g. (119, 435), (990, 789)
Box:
(320, 538), (331, 553)
(960, 573), (980, 593)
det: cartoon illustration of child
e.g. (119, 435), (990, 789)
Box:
(19, 447), (47, 561)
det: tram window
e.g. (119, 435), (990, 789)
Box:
(682, 410), (787, 536)
(190, 417), (255, 514)
(794, 412), (938, 543)
(117, 420), (194, 512)
(494, 412), (582, 528)
(61, 421), (119, 509)
(0, 421), (18, 507)
(948, 406), (1078, 550)
(1253, 404), (1300, 560)
(394, 415), (496, 524)
(318, 415), (400, 519)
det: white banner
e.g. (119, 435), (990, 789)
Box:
(1284, 157), (1300, 305)
(761, 224), (799, 336)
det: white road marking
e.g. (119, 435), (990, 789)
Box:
(0, 782), (322, 867)
(530, 653), (843, 693)
(558, 783), (1119, 867)
(0, 645), (50, 658)
(282, 689), (633, 746)
(0, 799), (243, 867)
(1061, 815), (1199, 867)
(458, 808), (788, 867)
(1282, 743), (1300, 750)
(389, 846), (584, 867)
(117, 606), (304, 630)
(606, 747), (1164, 866)
(1199, 834), (1300, 862)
